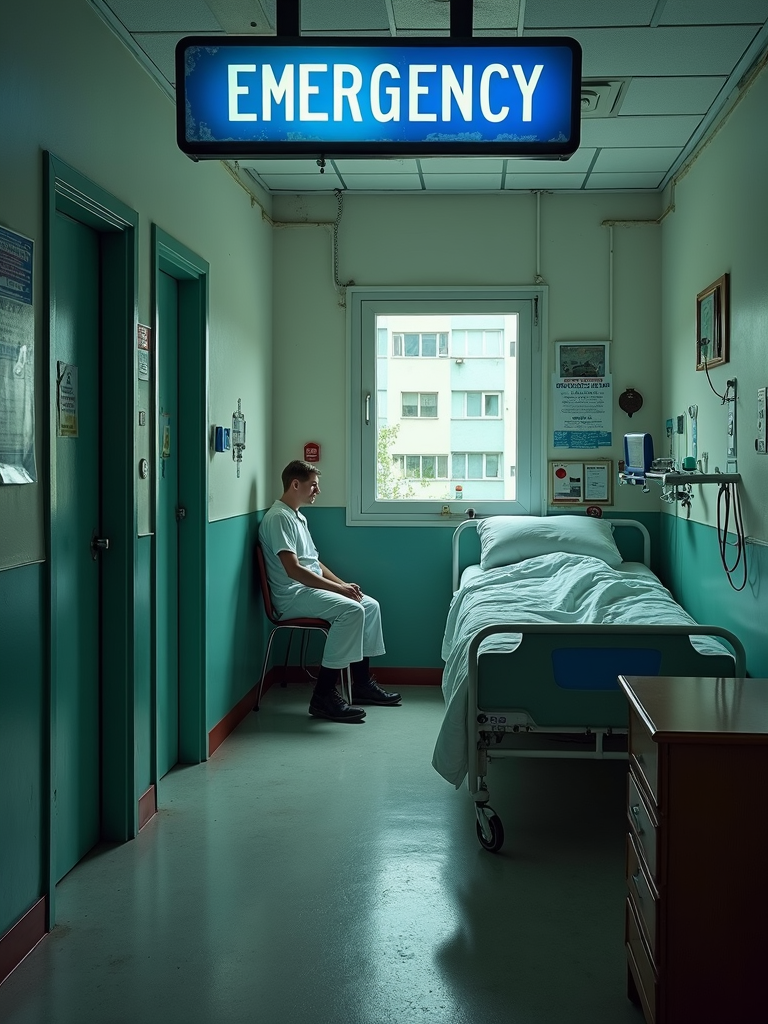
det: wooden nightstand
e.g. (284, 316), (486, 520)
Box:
(618, 675), (768, 1024)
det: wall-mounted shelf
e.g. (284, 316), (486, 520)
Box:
(619, 472), (741, 486)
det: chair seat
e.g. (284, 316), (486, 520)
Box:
(278, 617), (330, 629)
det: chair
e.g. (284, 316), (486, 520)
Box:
(253, 544), (352, 710)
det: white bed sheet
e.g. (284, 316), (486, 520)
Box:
(432, 552), (729, 788)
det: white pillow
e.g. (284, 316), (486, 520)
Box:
(477, 515), (623, 570)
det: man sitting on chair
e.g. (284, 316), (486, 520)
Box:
(259, 459), (401, 723)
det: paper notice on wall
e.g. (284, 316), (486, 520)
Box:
(57, 362), (79, 437)
(552, 373), (613, 448)
(0, 227), (36, 484)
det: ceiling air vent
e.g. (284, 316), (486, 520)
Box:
(580, 80), (626, 118)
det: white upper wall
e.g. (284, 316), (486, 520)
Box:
(271, 189), (663, 510)
(0, 0), (273, 567)
(661, 62), (768, 539)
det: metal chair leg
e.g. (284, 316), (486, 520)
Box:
(254, 630), (279, 710)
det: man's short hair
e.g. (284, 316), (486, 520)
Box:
(281, 459), (321, 491)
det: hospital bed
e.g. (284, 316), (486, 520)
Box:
(431, 515), (746, 853)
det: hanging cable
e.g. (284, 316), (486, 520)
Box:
(717, 481), (747, 591)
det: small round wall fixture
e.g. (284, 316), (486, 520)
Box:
(619, 388), (644, 417)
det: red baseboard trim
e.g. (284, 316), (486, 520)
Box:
(138, 784), (157, 831)
(208, 665), (443, 756)
(0, 897), (47, 987)
(208, 679), (261, 756)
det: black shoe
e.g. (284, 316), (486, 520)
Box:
(351, 677), (401, 706)
(309, 688), (366, 722)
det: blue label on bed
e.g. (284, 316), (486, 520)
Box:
(551, 648), (662, 689)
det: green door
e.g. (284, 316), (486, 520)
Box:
(157, 271), (180, 777)
(52, 212), (101, 881)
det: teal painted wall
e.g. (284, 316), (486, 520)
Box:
(206, 513), (265, 729)
(135, 538), (152, 797)
(659, 515), (768, 678)
(0, 564), (45, 936)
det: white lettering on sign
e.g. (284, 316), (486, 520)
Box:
(441, 65), (473, 121)
(226, 61), (547, 126)
(228, 64), (257, 121)
(513, 64), (543, 121)
(299, 63), (327, 121)
(409, 65), (437, 122)
(370, 63), (400, 122)
(333, 63), (363, 122)
(262, 64), (294, 120)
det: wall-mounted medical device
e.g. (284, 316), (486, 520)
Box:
(622, 433), (654, 482)
(231, 399), (246, 477)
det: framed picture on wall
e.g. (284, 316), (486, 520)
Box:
(696, 273), (729, 370)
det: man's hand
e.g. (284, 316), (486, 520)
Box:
(340, 582), (363, 602)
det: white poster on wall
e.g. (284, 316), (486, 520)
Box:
(0, 226), (36, 483)
(552, 341), (612, 449)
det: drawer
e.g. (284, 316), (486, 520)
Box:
(627, 832), (657, 960)
(626, 897), (657, 1024)
(628, 772), (658, 883)
(629, 707), (658, 803)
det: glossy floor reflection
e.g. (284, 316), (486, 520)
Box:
(0, 685), (643, 1024)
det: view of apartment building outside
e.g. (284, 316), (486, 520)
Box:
(375, 313), (518, 503)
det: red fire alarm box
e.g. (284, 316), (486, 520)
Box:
(304, 442), (320, 463)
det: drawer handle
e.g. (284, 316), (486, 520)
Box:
(630, 804), (645, 835)
(631, 870), (644, 898)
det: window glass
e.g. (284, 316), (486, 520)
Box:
(401, 392), (418, 417)
(420, 393), (437, 417)
(349, 288), (541, 523)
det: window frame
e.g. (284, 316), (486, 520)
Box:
(401, 391), (439, 419)
(348, 286), (545, 526)
(458, 390), (503, 419)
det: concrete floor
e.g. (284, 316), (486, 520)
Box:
(0, 685), (643, 1024)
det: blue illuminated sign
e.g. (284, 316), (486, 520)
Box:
(176, 36), (581, 159)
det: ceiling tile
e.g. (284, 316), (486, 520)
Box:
(258, 173), (344, 191)
(105, 0), (222, 31)
(418, 158), (505, 174)
(620, 76), (728, 116)
(581, 115), (701, 147)
(585, 172), (665, 189)
(525, 0), (657, 28)
(659, 0), (768, 25)
(507, 148), (597, 172)
(336, 173), (424, 190)
(592, 147), (681, 172)
(504, 173), (587, 189)
(421, 173), (504, 190)
(333, 159), (419, 174)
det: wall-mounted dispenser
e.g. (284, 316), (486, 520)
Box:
(231, 398), (246, 477)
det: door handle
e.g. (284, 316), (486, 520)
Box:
(90, 534), (110, 560)
(176, 506), (187, 522)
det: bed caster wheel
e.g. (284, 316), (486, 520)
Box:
(476, 811), (504, 853)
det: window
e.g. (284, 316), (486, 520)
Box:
(452, 329), (503, 357)
(349, 287), (543, 524)
(457, 391), (502, 418)
(393, 455), (449, 479)
(451, 452), (501, 479)
(393, 332), (448, 357)
(402, 392), (438, 418)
